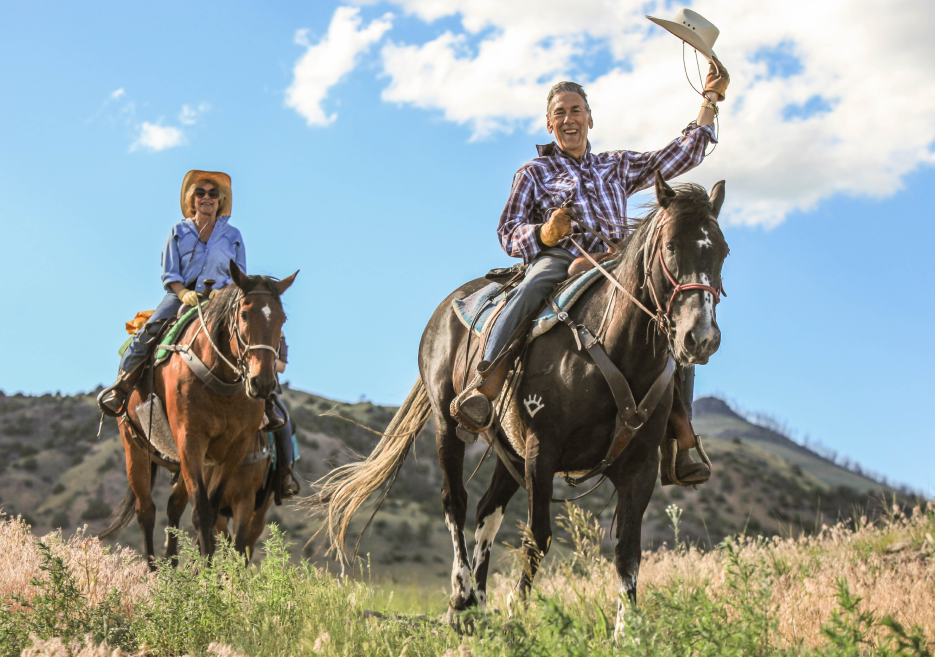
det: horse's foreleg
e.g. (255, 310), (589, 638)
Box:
(512, 435), (553, 610)
(609, 453), (660, 641)
(165, 476), (189, 567)
(228, 489), (256, 560)
(473, 456), (520, 611)
(244, 494), (273, 563)
(437, 414), (476, 615)
(122, 432), (158, 569)
(178, 433), (215, 557)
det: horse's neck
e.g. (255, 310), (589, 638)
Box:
(191, 315), (240, 382)
(601, 254), (668, 382)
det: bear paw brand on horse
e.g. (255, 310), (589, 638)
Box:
(96, 169), (299, 563)
(306, 8), (730, 635)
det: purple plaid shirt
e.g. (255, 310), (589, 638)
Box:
(498, 122), (716, 262)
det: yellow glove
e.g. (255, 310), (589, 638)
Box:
(208, 289), (219, 300)
(540, 208), (573, 247)
(178, 290), (200, 307)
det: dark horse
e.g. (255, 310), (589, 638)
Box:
(308, 174), (728, 634)
(100, 263), (296, 564)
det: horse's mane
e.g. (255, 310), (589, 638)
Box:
(202, 275), (284, 348)
(614, 183), (717, 303)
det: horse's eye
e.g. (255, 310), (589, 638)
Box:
(665, 242), (676, 252)
(240, 312), (248, 321)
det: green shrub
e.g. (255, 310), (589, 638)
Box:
(0, 541), (133, 657)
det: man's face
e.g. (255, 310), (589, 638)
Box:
(546, 91), (592, 158)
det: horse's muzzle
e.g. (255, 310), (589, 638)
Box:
(246, 375), (276, 400)
(680, 323), (721, 364)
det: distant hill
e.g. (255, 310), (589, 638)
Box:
(0, 386), (917, 588)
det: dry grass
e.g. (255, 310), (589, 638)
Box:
(0, 514), (151, 614)
(490, 502), (935, 649)
(2, 503), (934, 655)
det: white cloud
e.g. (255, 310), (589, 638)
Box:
(285, 6), (393, 126)
(110, 88), (125, 100)
(130, 122), (185, 152)
(179, 102), (211, 125)
(365, 0), (935, 226)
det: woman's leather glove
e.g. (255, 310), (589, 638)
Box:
(541, 207), (574, 247)
(178, 289), (200, 307)
(704, 56), (730, 101)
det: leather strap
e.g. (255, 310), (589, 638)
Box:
(547, 293), (676, 486)
(241, 442), (272, 464)
(121, 415), (182, 472)
(178, 346), (243, 396)
(482, 427), (526, 489)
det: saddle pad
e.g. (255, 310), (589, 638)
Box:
(135, 394), (180, 462)
(451, 284), (505, 335)
(451, 259), (619, 341)
(154, 306), (201, 362)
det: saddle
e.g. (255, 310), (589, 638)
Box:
(452, 257), (621, 345)
(154, 306), (201, 364)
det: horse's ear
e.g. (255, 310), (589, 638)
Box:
(709, 180), (726, 219)
(230, 259), (247, 290)
(274, 270), (298, 296)
(654, 170), (676, 209)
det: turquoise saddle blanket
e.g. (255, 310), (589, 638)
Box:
(451, 259), (618, 339)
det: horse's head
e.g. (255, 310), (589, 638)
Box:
(645, 171), (729, 366)
(228, 262), (298, 399)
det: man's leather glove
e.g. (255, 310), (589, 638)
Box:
(704, 55), (730, 102)
(541, 207), (573, 247)
(208, 289), (219, 300)
(178, 289), (200, 307)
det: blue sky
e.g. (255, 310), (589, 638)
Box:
(2, 0), (934, 494)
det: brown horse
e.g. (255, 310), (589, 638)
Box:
(101, 263), (296, 564)
(307, 174), (728, 634)
(162, 430), (275, 564)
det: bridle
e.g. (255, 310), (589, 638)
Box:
(193, 288), (282, 384)
(568, 209), (724, 341)
(644, 244), (722, 335)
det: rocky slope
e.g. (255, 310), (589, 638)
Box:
(0, 386), (912, 589)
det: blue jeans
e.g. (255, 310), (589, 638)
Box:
(483, 248), (571, 363)
(119, 292), (182, 372)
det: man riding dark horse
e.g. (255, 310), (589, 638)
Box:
(97, 169), (299, 499)
(451, 61), (730, 485)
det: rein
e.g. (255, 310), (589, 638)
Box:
(198, 288), (282, 383)
(569, 211), (722, 340)
(162, 287), (283, 396)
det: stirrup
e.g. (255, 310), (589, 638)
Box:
(661, 435), (712, 488)
(281, 470), (301, 499)
(450, 375), (494, 435)
(97, 379), (130, 417)
(262, 397), (287, 432)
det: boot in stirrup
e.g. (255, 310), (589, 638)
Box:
(262, 395), (287, 432)
(97, 367), (143, 417)
(450, 359), (510, 435)
(660, 394), (711, 486)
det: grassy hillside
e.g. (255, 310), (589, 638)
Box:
(2, 503), (934, 656)
(0, 385), (916, 595)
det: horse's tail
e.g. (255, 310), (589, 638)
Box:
(98, 461), (158, 540)
(302, 377), (432, 561)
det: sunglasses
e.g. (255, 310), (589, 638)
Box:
(194, 188), (220, 199)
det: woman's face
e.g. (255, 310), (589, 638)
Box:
(192, 181), (219, 219)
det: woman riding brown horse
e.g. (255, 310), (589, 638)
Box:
(105, 264), (296, 563)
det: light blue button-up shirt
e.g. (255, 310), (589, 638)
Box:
(160, 216), (247, 293)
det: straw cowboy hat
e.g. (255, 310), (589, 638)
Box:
(646, 8), (719, 62)
(180, 169), (232, 218)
